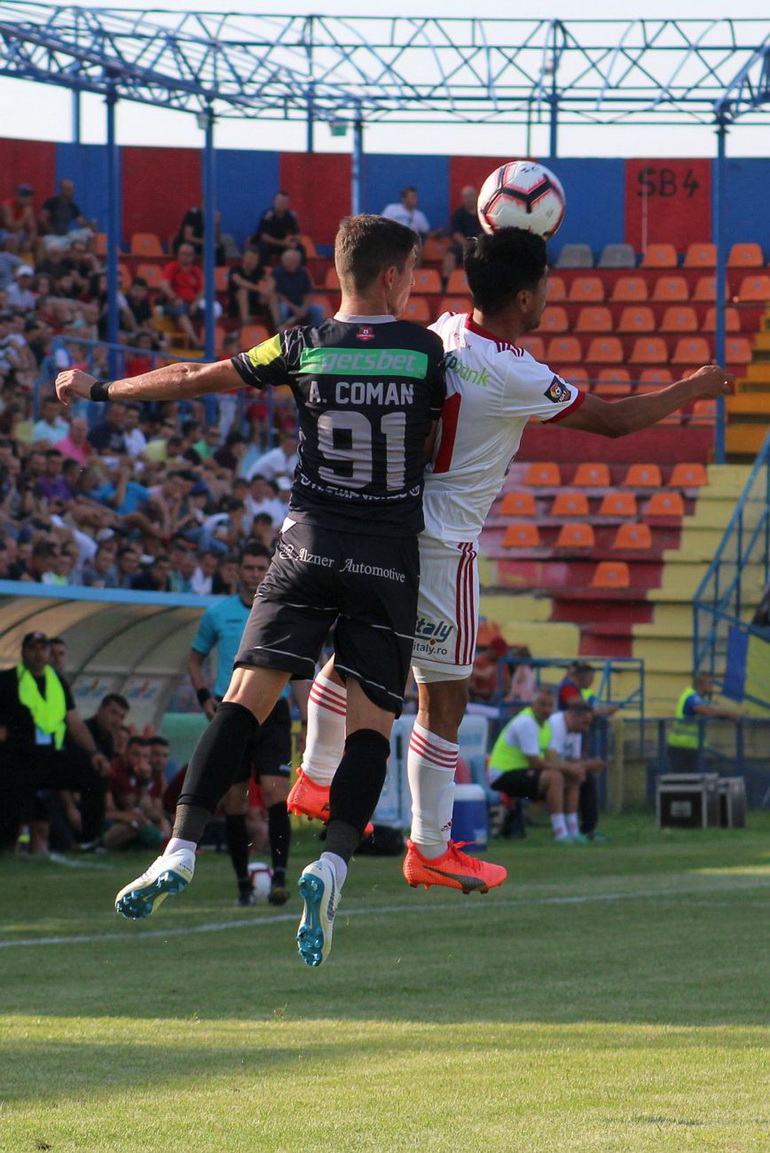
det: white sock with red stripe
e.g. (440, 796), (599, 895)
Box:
(407, 721), (459, 858)
(301, 673), (346, 786)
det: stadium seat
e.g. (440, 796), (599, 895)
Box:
(561, 366), (591, 388)
(651, 276), (689, 302)
(703, 306), (740, 332)
(612, 522), (653, 550)
(640, 243), (678, 268)
(691, 276), (718, 302)
(621, 463), (662, 487)
(659, 306), (698, 333)
(594, 369), (631, 397)
(421, 237), (451, 262)
(616, 306), (655, 334)
(628, 337), (669, 364)
(597, 243), (636, 269)
(439, 296), (472, 314)
(240, 323), (270, 348)
(502, 522), (541, 549)
(683, 242), (716, 268)
(551, 491), (590, 518)
(646, 492), (685, 519)
(214, 266), (230, 294)
(309, 294), (333, 320)
(610, 277), (648, 303)
(737, 275), (770, 303)
(555, 243), (593, 269)
(726, 336), (753, 364)
(586, 336), (624, 363)
(136, 262), (164, 289)
(669, 462), (708, 487)
(500, 491), (536, 517)
(540, 306), (570, 333)
(300, 234), (318, 260)
(412, 268), (442, 294)
(572, 462), (610, 487)
(591, 561), (630, 589)
(94, 232), (108, 257)
(546, 336), (582, 363)
(547, 275), (567, 302)
(598, 492), (637, 517)
(555, 522), (596, 549)
(567, 277), (604, 303)
(324, 266), (341, 291)
(130, 231), (164, 257)
(517, 334), (545, 360)
(671, 336), (711, 364)
(402, 296), (431, 323)
(575, 306), (612, 333)
(728, 242), (764, 267)
(638, 367), (673, 386)
(525, 461), (561, 486)
(446, 269), (470, 294)
(692, 399), (716, 422)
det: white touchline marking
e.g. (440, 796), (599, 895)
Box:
(1, 875), (769, 950)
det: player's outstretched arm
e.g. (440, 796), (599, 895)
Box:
(55, 359), (243, 407)
(559, 365), (734, 439)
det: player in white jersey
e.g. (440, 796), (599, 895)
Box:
(289, 227), (734, 893)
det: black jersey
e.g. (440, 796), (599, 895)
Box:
(232, 317), (446, 535)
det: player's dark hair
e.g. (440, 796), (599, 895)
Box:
(464, 227), (548, 316)
(239, 540), (272, 565)
(335, 215), (417, 293)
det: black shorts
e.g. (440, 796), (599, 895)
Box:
(491, 767), (543, 802)
(236, 521), (419, 715)
(231, 697), (292, 784)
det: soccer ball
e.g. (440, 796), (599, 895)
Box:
(247, 861), (272, 901)
(477, 161), (566, 240)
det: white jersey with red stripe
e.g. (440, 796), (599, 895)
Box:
(423, 311), (586, 543)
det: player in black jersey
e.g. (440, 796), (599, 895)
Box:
(56, 214), (446, 966)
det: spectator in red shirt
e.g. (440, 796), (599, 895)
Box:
(159, 242), (205, 348)
(104, 736), (170, 850)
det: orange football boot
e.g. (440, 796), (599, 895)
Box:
(287, 768), (374, 836)
(402, 839), (507, 894)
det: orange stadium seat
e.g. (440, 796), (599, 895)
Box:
(412, 268), (442, 294)
(703, 306), (740, 332)
(502, 522), (541, 549)
(575, 306), (612, 333)
(555, 522), (596, 549)
(540, 306), (570, 333)
(692, 399), (716, 422)
(728, 242), (764, 267)
(324, 266), (341, 291)
(439, 296), (472, 314)
(586, 336), (624, 363)
(94, 232), (108, 257)
(612, 522), (653, 550)
(551, 491), (590, 518)
(421, 237), (451, 262)
(547, 336), (582, 362)
(567, 276), (605, 303)
(525, 461), (561, 487)
(402, 297), (431, 323)
(646, 491), (685, 519)
(500, 491), (536, 517)
(136, 262), (164, 289)
(561, 366), (591, 388)
(610, 277), (648, 303)
(130, 231), (164, 257)
(214, 266), (230, 294)
(594, 370), (631, 398)
(300, 234), (318, 260)
(726, 336), (753, 364)
(547, 275), (567, 302)
(616, 306), (655, 334)
(517, 335), (545, 360)
(628, 337), (669, 364)
(598, 492), (637, 518)
(622, 463), (662, 487)
(671, 336), (711, 364)
(591, 561), (630, 589)
(446, 269), (469, 295)
(669, 462), (708, 487)
(573, 462), (611, 487)
(651, 276), (689, 303)
(737, 275), (770, 303)
(659, 306), (698, 333)
(683, 243), (716, 268)
(240, 323), (270, 348)
(692, 276), (718, 302)
(641, 243), (678, 268)
(638, 367), (673, 386)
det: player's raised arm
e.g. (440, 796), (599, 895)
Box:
(558, 364), (734, 439)
(55, 358), (244, 407)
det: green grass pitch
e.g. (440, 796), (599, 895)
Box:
(2, 815), (770, 1152)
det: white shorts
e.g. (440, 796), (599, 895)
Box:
(411, 533), (478, 683)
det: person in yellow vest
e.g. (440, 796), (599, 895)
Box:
(667, 671), (742, 774)
(0, 631), (110, 852)
(488, 686), (587, 843)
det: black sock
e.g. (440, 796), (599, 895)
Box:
(328, 728), (391, 843)
(226, 813), (251, 889)
(178, 703), (259, 817)
(267, 801), (291, 872)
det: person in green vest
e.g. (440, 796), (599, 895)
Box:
(488, 686), (587, 843)
(0, 631), (110, 852)
(667, 671), (742, 773)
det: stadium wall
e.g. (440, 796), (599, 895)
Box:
(2, 137), (770, 256)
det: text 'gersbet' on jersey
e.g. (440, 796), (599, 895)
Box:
(232, 318), (446, 536)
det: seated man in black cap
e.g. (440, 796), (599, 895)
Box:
(0, 632), (111, 853)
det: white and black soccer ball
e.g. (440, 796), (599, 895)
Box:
(477, 161), (566, 240)
(247, 861), (272, 901)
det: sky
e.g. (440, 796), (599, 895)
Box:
(1, 0), (769, 159)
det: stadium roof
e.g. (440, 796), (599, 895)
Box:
(0, 8), (769, 131)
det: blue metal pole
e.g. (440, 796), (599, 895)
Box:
(201, 106), (216, 362)
(72, 89), (81, 144)
(352, 111), (363, 215)
(714, 117), (729, 465)
(105, 83), (120, 377)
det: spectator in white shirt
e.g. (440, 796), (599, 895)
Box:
(380, 186), (431, 239)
